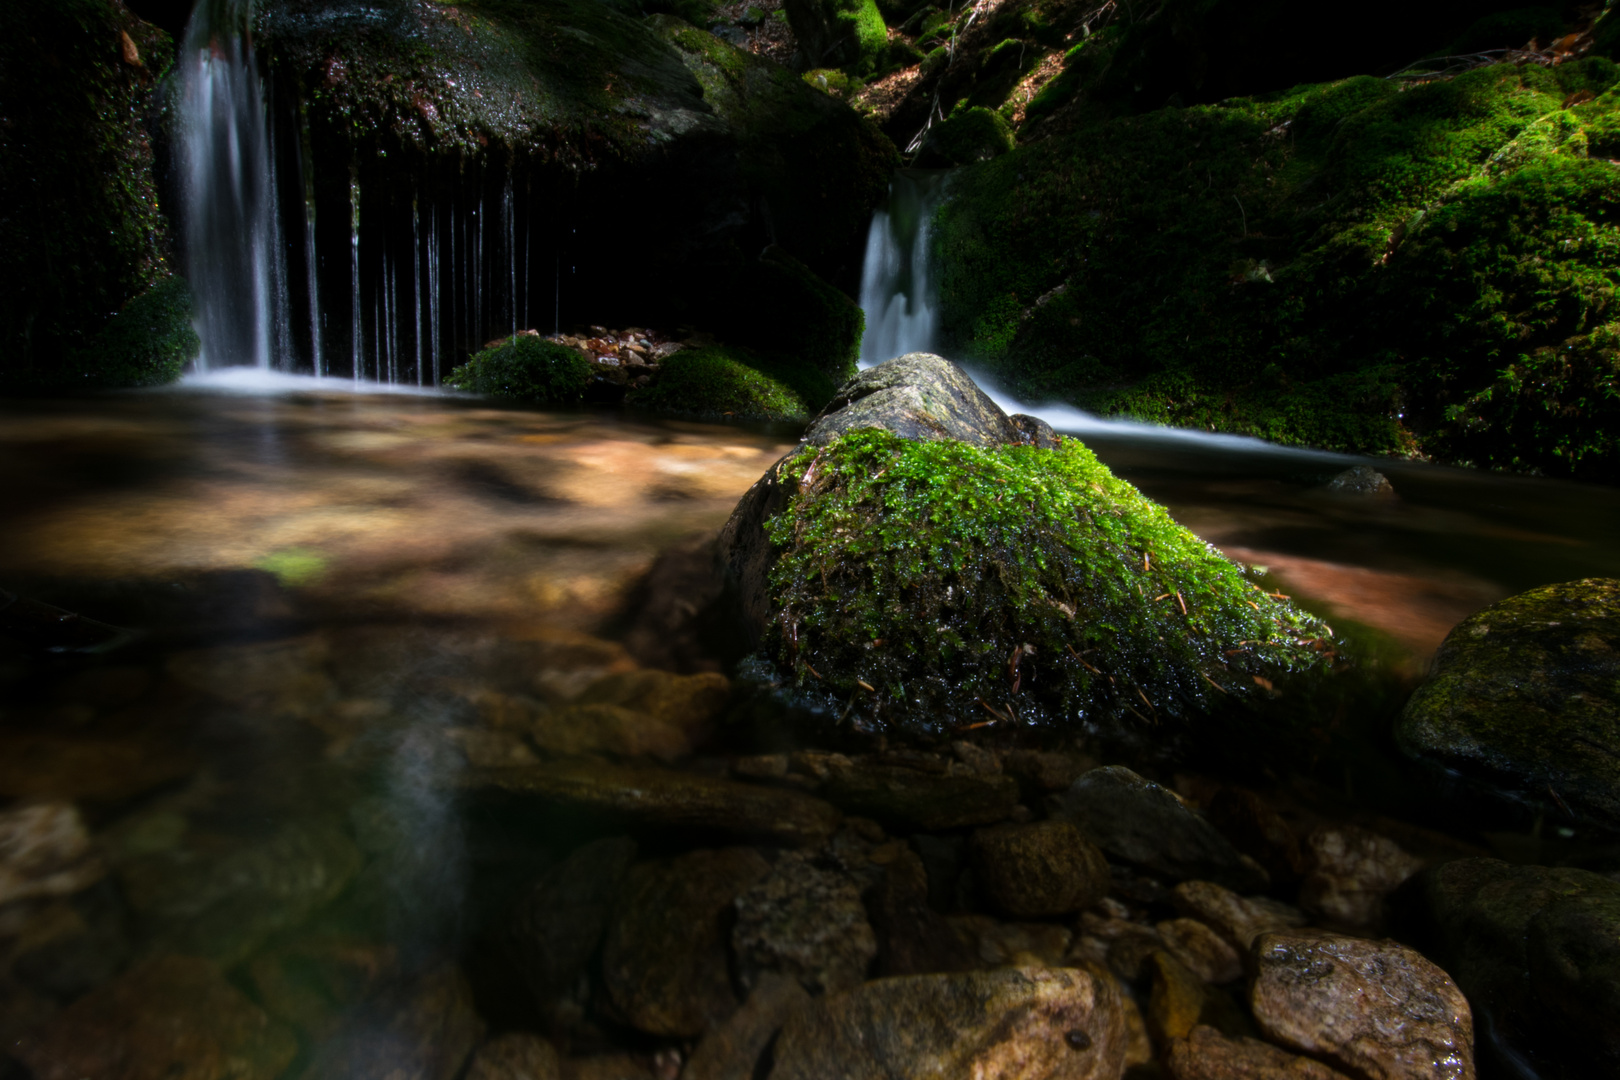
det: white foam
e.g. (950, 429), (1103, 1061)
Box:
(175, 367), (450, 396)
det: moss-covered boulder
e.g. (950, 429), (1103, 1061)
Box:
(718, 354), (1331, 737)
(625, 344), (833, 421)
(782, 0), (888, 75)
(1396, 579), (1620, 830)
(0, 0), (186, 390)
(444, 335), (594, 403)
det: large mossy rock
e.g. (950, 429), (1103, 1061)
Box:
(1396, 579), (1620, 830)
(718, 354), (1331, 736)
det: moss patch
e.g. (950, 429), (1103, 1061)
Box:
(763, 429), (1331, 736)
(626, 346), (833, 421)
(445, 336), (594, 403)
(76, 275), (200, 388)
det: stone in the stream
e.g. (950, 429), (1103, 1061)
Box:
(1298, 825), (1424, 930)
(12, 955), (299, 1080)
(528, 702), (694, 761)
(718, 353), (1330, 736)
(817, 758), (1021, 831)
(1167, 1025), (1353, 1080)
(0, 801), (103, 905)
(1172, 880), (1307, 952)
(1324, 465), (1395, 498)
(1054, 767), (1267, 892)
(768, 965), (1127, 1080)
(466, 1034), (562, 1080)
(1205, 788), (1306, 885)
(297, 964), (485, 1080)
(1396, 578), (1620, 829)
(683, 973), (812, 1080)
(512, 837), (639, 1018)
(1250, 930), (1474, 1080)
(1156, 917), (1243, 984)
(463, 759), (841, 846)
(1147, 949), (1209, 1043)
(601, 847), (772, 1038)
(573, 669), (731, 730)
(968, 818), (1110, 918)
(1401, 857), (1620, 1077)
(866, 844), (965, 977)
(731, 850), (877, 993)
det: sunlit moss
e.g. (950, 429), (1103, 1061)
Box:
(255, 548), (330, 587)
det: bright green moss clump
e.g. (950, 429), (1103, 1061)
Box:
(763, 429), (1331, 735)
(77, 276), (200, 388)
(445, 337), (594, 403)
(627, 346), (834, 421)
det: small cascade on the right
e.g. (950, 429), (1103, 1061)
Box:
(857, 170), (950, 368)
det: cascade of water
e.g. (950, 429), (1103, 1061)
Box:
(429, 208), (441, 384)
(297, 107), (323, 377)
(350, 163), (362, 383)
(857, 171), (951, 368)
(179, 0), (283, 370)
(413, 200), (424, 385)
(504, 170), (517, 337)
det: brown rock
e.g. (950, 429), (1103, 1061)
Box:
(1206, 788), (1306, 884)
(969, 819), (1111, 919)
(299, 963), (485, 1080)
(575, 669), (730, 730)
(466, 1034), (562, 1080)
(820, 759), (1021, 832)
(511, 837), (638, 1021)
(445, 727), (542, 767)
(529, 702), (693, 761)
(732, 850), (876, 993)
(1250, 930), (1475, 1080)
(167, 635), (336, 716)
(0, 801), (103, 904)
(1122, 992), (1154, 1068)
(1157, 918), (1243, 984)
(1167, 1025), (1353, 1080)
(1002, 749), (1093, 793)
(866, 845), (962, 976)
(769, 965), (1127, 1080)
(684, 972), (812, 1080)
(0, 733), (199, 802)
(1298, 827), (1425, 930)
(970, 919), (1075, 968)
(1172, 880), (1308, 952)
(601, 847), (772, 1038)
(13, 955), (298, 1080)
(1149, 949), (1208, 1043)
(245, 937), (399, 1040)
(562, 1054), (658, 1080)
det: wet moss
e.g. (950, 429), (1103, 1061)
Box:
(76, 276), (200, 388)
(445, 336), (594, 402)
(763, 429), (1331, 736)
(627, 345), (833, 421)
(920, 103), (1014, 165)
(934, 57), (1620, 477)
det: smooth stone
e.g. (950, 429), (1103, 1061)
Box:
(731, 850), (877, 994)
(1167, 1024), (1353, 1080)
(1324, 465), (1395, 497)
(298, 964), (485, 1080)
(768, 966), (1127, 1080)
(1156, 917), (1243, 984)
(1250, 930), (1475, 1080)
(1053, 767), (1267, 892)
(802, 353), (1026, 449)
(968, 818), (1110, 919)
(683, 972), (812, 1080)
(1298, 825), (1424, 930)
(464, 759), (841, 846)
(12, 955), (298, 1080)
(1396, 578), (1620, 828)
(1148, 949), (1209, 1043)
(0, 801), (103, 905)
(466, 1033), (562, 1080)
(601, 847), (772, 1038)
(1402, 857), (1620, 1077)
(818, 759), (1021, 832)
(1172, 880), (1308, 951)
(511, 837), (638, 1019)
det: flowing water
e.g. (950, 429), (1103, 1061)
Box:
(857, 171), (950, 367)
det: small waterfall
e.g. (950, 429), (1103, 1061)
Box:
(179, 0), (285, 370)
(858, 170), (951, 367)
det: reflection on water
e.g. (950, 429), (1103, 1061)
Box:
(1, 384), (1616, 1075)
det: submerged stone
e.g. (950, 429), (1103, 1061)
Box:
(1396, 578), (1620, 829)
(719, 354), (1331, 736)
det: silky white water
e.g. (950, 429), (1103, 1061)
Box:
(857, 170), (949, 366)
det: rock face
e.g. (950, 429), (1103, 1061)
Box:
(1396, 578), (1620, 828)
(769, 966), (1128, 1080)
(719, 354), (1330, 736)
(969, 819), (1111, 919)
(1402, 857), (1620, 1078)
(1249, 930), (1475, 1080)
(1054, 768), (1267, 892)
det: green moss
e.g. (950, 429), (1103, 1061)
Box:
(783, 0), (890, 76)
(444, 336), (594, 402)
(804, 67), (866, 99)
(76, 276), (199, 388)
(923, 103), (1015, 165)
(625, 345), (832, 421)
(763, 429), (1331, 735)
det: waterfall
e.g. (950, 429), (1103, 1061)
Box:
(857, 170), (950, 368)
(179, 0), (284, 370)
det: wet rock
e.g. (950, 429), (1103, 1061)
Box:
(1054, 767), (1267, 892)
(803, 353), (1028, 450)
(1167, 1024), (1353, 1080)
(866, 845), (963, 977)
(466, 1034), (562, 1080)
(562, 1055), (658, 1080)
(1157, 917), (1243, 984)
(969, 919), (1075, 968)
(512, 837), (638, 1018)
(818, 759), (1020, 831)
(244, 936), (400, 1040)
(1206, 788), (1306, 885)
(299, 964), (485, 1080)
(1324, 466), (1395, 498)
(1078, 912), (1163, 982)
(529, 703), (694, 761)
(969, 818), (1110, 918)
(119, 816), (363, 965)
(1001, 748), (1093, 795)
(445, 727), (542, 767)
(617, 533), (733, 673)
(10, 885), (131, 1000)
(769, 965), (1127, 1080)
(1402, 857), (1620, 1077)
(574, 669), (731, 731)
(0, 801), (103, 905)
(12, 955), (298, 1080)
(951, 739), (1003, 776)
(0, 733), (199, 802)
(601, 847), (772, 1038)
(731, 850), (876, 994)
(464, 759), (841, 846)
(167, 634), (337, 717)
(1148, 949), (1209, 1042)
(684, 973), (812, 1080)
(1396, 578), (1620, 828)
(1250, 930), (1474, 1080)
(1172, 880), (1308, 951)
(1298, 826), (1423, 930)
